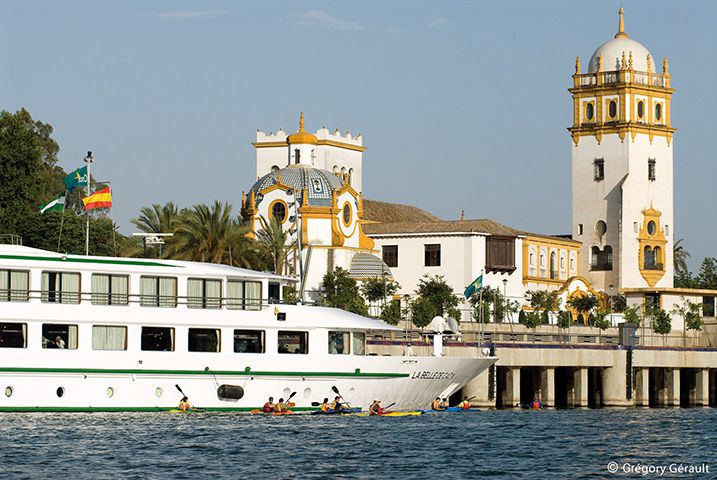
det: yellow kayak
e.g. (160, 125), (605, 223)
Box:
(357, 411), (423, 417)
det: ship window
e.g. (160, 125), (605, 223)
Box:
(233, 329), (265, 353)
(141, 327), (174, 351)
(0, 269), (29, 302)
(352, 332), (366, 355)
(0, 322), (27, 348)
(328, 331), (350, 355)
(41, 271), (80, 304)
(140, 276), (177, 308)
(42, 324), (78, 349)
(226, 280), (262, 311)
(188, 328), (220, 352)
(92, 325), (127, 351)
(91, 274), (129, 305)
(278, 331), (308, 354)
(424, 244), (441, 267)
(187, 278), (222, 309)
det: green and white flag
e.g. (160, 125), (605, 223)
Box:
(39, 193), (65, 214)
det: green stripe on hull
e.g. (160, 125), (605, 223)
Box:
(0, 254), (177, 268)
(0, 406), (318, 413)
(0, 367), (408, 378)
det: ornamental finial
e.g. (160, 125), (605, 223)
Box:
(628, 51), (633, 70)
(621, 51), (627, 70)
(646, 54), (652, 73)
(663, 57), (669, 74)
(575, 56), (581, 74)
(299, 112), (305, 132)
(615, 7), (628, 39)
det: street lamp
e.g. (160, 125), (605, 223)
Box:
(608, 284), (614, 327)
(502, 278), (508, 322)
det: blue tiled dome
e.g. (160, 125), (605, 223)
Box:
(250, 165), (345, 207)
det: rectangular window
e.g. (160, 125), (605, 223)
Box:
(648, 159), (656, 181)
(92, 325), (127, 351)
(226, 280), (262, 311)
(141, 327), (174, 351)
(328, 331), (350, 354)
(594, 158), (605, 181)
(382, 245), (398, 268)
(0, 322), (27, 348)
(352, 332), (366, 356)
(703, 296), (715, 317)
(187, 278), (222, 309)
(91, 274), (129, 305)
(140, 276), (177, 307)
(233, 329), (265, 353)
(424, 244), (441, 267)
(268, 282), (280, 303)
(42, 323), (78, 349)
(41, 271), (81, 304)
(0, 269), (29, 302)
(188, 328), (220, 352)
(278, 331), (308, 354)
(486, 237), (516, 272)
(578, 224), (584, 235)
(645, 293), (661, 312)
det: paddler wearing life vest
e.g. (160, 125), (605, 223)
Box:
(178, 396), (192, 412)
(459, 396), (471, 410)
(274, 398), (286, 413)
(320, 398), (330, 413)
(263, 397), (275, 413)
(369, 400), (383, 415)
(431, 397), (445, 411)
(331, 395), (345, 413)
(530, 395), (543, 410)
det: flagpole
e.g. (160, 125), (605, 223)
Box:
(84, 151), (93, 256)
(57, 192), (66, 252)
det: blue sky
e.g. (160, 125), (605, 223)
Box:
(2, 1), (715, 271)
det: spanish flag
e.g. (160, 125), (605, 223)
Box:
(82, 187), (112, 210)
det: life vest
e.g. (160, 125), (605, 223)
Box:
(263, 402), (274, 413)
(369, 403), (382, 415)
(274, 403), (284, 413)
(461, 401), (471, 410)
(530, 401), (541, 409)
(431, 400), (443, 410)
(320, 403), (330, 413)
(331, 401), (342, 411)
(178, 401), (190, 412)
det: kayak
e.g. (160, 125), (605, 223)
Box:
(249, 409), (294, 415)
(311, 407), (362, 415)
(422, 407), (469, 413)
(357, 411), (423, 417)
(168, 408), (206, 413)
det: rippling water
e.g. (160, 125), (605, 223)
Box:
(1, 408), (715, 479)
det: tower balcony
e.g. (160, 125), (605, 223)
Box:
(572, 70), (670, 89)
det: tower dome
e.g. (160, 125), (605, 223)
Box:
(248, 165), (344, 207)
(587, 8), (653, 73)
(286, 112), (318, 145)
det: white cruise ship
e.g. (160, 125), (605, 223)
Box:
(0, 244), (496, 412)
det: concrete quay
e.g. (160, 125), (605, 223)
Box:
(368, 322), (717, 408)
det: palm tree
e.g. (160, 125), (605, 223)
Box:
(673, 238), (690, 276)
(131, 202), (180, 234)
(256, 216), (294, 275)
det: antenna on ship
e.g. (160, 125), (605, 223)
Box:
(84, 151), (93, 256)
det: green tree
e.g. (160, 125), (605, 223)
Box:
(650, 308), (672, 344)
(409, 296), (435, 328)
(696, 258), (717, 289)
(322, 267), (368, 316)
(557, 310), (572, 329)
(567, 294), (599, 326)
(520, 311), (542, 329)
(380, 300), (402, 325)
(623, 305), (642, 325)
(673, 238), (690, 277)
(610, 294), (627, 313)
(257, 215), (293, 274)
(415, 275), (461, 321)
(131, 202), (181, 235)
(592, 308), (612, 342)
(361, 277), (400, 303)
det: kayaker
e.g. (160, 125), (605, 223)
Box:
(369, 400), (383, 416)
(320, 398), (331, 413)
(431, 397), (445, 411)
(263, 396), (275, 413)
(178, 396), (192, 412)
(530, 395), (543, 410)
(274, 397), (286, 413)
(459, 396), (471, 410)
(331, 395), (345, 413)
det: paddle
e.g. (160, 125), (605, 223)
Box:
(331, 385), (352, 409)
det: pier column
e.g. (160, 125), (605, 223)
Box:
(602, 350), (631, 406)
(635, 368), (650, 407)
(540, 367), (555, 407)
(667, 369), (680, 406)
(574, 368), (588, 407)
(695, 369), (709, 406)
(499, 367), (520, 408)
(463, 369), (493, 408)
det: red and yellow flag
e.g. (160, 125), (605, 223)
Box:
(82, 187), (112, 210)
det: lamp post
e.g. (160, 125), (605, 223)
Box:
(502, 278), (508, 322)
(609, 284), (614, 327)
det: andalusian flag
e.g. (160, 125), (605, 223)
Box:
(463, 274), (483, 299)
(39, 193), (65, 214)
(63, 166), (88, 192)
(82, 187), (112, 210)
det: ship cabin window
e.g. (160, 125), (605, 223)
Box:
(91, 274), (129, 305)
(92, 325), (127, 351)
(187, 278), (222, 309)
(42, 324), (78, 349)
(352, 332), (366, 355)
(234, 329), (265, 353)
(278, 331), (308, 354)
(41, 271), (81, 304)
(188, 328), (220, 352)
(226, 279), (262, 311)
(141, 327), (174, 351)
(329, 331), (350, 354)
(0, 269), (29, 302)
(268, 282), (280, 303)
(140, 276), (177, 308)
(0, 322), (27, 348)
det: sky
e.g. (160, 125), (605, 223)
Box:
(2, 0), (715, 271)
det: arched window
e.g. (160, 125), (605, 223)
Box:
(348, 168), (354, 185)
(333, 165), (339, 175)
(550, 252), (557, 279)
(271, 165), (280, 173)
(340, 167), (346, 178)
(529, 252), (535, 266)
(591, 246), (613, 271)
(655, 103), (662, 121)
(271, 202), (286, 223)
(653, 246), (662, 269)
(644, 246), (656, 269)
(540, 254), (545, 268)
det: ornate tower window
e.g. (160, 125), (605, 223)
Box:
(637, 206), (667, 286)
(655, 103), (662, 121)
(608, 100), (617, 120)
(593, 159), (605, 181)
(585, 102), (595, 121)
(270, 201), (287, 223)
(648, 159), (656, 181)
(637, 100), (645, 119)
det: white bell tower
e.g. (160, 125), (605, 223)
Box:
(569, 8), (676, 291)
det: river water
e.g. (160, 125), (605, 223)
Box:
(1, 408), (715, 479)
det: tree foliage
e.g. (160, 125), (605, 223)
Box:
(257, 215), (292, 274)
(415, 275), (461, 321)
(623, 305), (642, 325)
(567, 293), (599, 322)
(557, 310), (572, 329)
(409, 296), (436, 329)
(650, 308), (672, 335)
(361, 277), (400, 303)
(671, 297), (703, 332)
(322, 267), (368, 316)
(380, 300), (402, 325)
